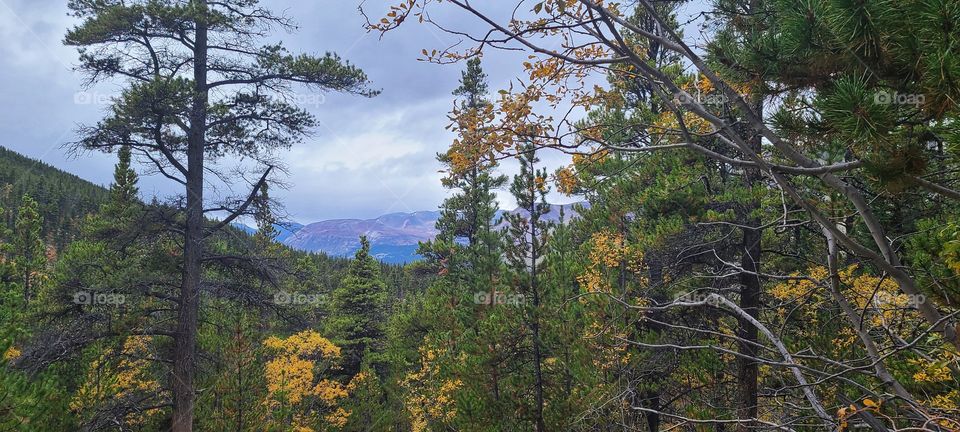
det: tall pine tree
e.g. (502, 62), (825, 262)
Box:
(12, 195), (44, 303)
(64, 2), (376, 427)
(502, 143), (552, 432)
(329, 236), (387, 376)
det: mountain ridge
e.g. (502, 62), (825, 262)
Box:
(0, 145), (110, 247)
(239, 202), (585, 264)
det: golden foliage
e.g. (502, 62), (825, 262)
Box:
(324, 407), (351, 429)
(264, 329), (341, 359)
(265, 355), (318, 405)
(263, 330), (352, 430)
(909, 350), (957, 384)
(70, 336), (163, 427)
(578, 230), (644, 294)
(771, 265), (960, 416)
(445, 101), (500, 178)
(554, 166), (578, 195)
(401, 344), (461, 432)
(2, 346), (20, 361)
(769, 265), (921, 330)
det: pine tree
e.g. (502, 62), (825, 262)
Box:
(539, 208), (593, 427)
(329, 236), (387, 376)
(65, 2), (376, 428)
(84, 145), (144, 247)
(0, 201), (22, 344)
(406, 58), (519, 429)
(502, 143), (552, 432)
(438, 57), (506, 307)
(707, 1), (770, 423)
(12, 195), (44, 303)
(424, 57), (506, 275)
(106, 145), (138, 218)
(453, 57), (488, 110)
(195, 304), (267, 432)
(0, 201), (12, 283)
(252, 183), (279, 252)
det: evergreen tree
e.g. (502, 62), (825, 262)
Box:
(707, 2), (773, 423)
(329, 236), (387, 376)
(429, 57), (507, 317)
(452, 57), (488, 110)
(86, 145), (144, 246)
(538, 208), (593, 427)
(424, 57), (506, 274)
(64, 2), (376, 428)
(106, 145), (138, 218)
(502, 143), (552, 431)
(0, 202), (12, 287)
(12, 195), (44, 303)
(401, 57), (524, 429)
(253, 183), (277, 245)
(195, 303), (268, 432)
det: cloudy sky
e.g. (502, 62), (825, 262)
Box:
(0, 1), (707, 223)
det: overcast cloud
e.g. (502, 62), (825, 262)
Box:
(0, 0), (583, 223)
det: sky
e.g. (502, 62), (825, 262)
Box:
(0, 1), (707, 224)
(0, 0), (587, 223)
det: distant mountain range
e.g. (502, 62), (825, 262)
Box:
(236, 203), (585, 264)
(0, 145), (586, 264)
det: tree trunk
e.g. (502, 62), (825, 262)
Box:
(737, 222), (760, 426)
(22, 270), (31, 303)
(530, 191), (546, 432)
(172, 3), (207, 430)
(736, 97), (762, 430)
(531, 307), (546, 432)
(644, 391), (660, 432)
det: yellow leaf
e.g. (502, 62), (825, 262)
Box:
(2, 346), (20, 361)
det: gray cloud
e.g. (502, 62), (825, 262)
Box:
(0, 0), (578, 224)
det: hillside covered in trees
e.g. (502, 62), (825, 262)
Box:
(2, 0), (960, 431)
(0, 146), (109, 248)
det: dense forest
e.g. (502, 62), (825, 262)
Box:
(2, 0), (960, 431)
(0, 146), (109, 249)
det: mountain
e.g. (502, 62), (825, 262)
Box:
(493, 202), (584, 228)
(0, 144), (585, 265)
(233, 221), (305, 243)
(274, 222), (305, 242)
(283, 211), (441, 264)
(245, 203), (587, 264)
(0, 146), (109, 247)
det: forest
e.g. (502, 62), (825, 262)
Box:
(1, 0), (959, 430)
